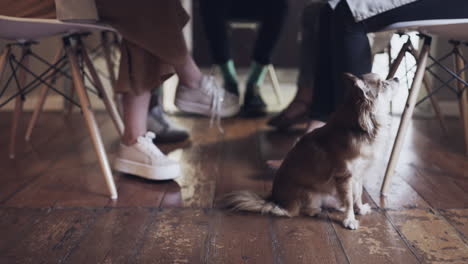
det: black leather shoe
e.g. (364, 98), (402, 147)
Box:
(224, 81), (239, 96)
(148, 106), (189, 143)
(241, 83), (267, 117)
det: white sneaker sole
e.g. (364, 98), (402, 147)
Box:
(175, 98), (239, 118)
(114, 158), (180, 180)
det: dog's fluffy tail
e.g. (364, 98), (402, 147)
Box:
(221, 190), (291, 217)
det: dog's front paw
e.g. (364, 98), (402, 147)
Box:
(343, 218), (359, 230)
(357, 203), (372, 215)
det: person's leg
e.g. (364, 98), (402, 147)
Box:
(307, 4), (335, 124)
(330, 1), (372, 111)
(241, 0), (288, 116)
(147, 89), (190, 143)
(250, 0), (288, 66)
(174, 55), (203, 90)
(121, 91), (152, 145)
(268, 2), (326, 128)
(199, 0), (239, 95)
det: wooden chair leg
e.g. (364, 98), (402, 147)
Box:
(0, 46), (10, 80)
(25, 47), (64, 141)
(9, 47), (30, 159)
(386, 38), (412, 79)
(64, 37), (118, 199)
(381, 36), (432, 195)
(453, 44), (468, 156)
(386, 38), (411, 114)
(267, 64), (282, 105)
(80, 40), (124, 136)
(101, 31), (117, 87)
(408, 48), (448, 135)
(66, 85), (75, 116)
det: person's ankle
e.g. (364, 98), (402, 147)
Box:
(246, 62), (267, 87)
(219, 60), (238, 84)
(179, 72), (203, 90)
(121, 134), (139, 146)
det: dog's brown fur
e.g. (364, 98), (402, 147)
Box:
(222, 73), (399, 229)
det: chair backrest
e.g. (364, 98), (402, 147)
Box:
(0, 15), (115, 41)
(380, 19), (468, 41)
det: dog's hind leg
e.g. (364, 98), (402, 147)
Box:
(302, 192), (322, 217)
(337, 176), (359, 230)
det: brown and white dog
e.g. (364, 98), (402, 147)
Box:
(222, 73), (399, 230)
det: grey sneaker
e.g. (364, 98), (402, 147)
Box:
(175, 75), (240, 119)
(148, 105), (189, 143)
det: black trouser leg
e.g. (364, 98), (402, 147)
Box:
(250, 0), (288, 65)
(199, 0), (232, 64)
(309, 5), (335, 122)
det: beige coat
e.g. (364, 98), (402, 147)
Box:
(328, 0), (419, 21)
(54, 0), (99, 22)
(0, 0), (190, 95)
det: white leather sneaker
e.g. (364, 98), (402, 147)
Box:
(175, 75), (240, 118)
(113, 132), (180, 180)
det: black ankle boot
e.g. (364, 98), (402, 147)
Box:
(224, 81), (239, 96)
(241, 83), (267, 117)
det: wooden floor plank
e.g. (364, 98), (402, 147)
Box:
(215, 118), (270, 202)
(1, 100), (467, 263)
(64, 208), (154, 264)
(207, 211), (274, 264)
(4, 117), (117, 208)
(271, 214), (349, 264)
(387, 209), (468, 263)
(0, 208), (49, 253)
(410, 166), (467, 209)
(135, 208), (210, 264)
(329, 210), (420, 264)
(0, 113), (108, 204)
(440, 209), (468, 242)
(364, 167), (431, 210)
(170, 117), (220, 208)
(0, 208), (96, 264)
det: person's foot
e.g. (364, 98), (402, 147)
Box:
(147, 105), (189, 143)
(175, 75), (240, 118)
(268, 100), (310, 129)
(224, 81), (239, 96)
(241, 83), (266, 117)
(114, 132), (181, 180)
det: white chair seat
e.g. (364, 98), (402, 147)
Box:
(380, 19), (468, 40)
(0, 15), (115, 41)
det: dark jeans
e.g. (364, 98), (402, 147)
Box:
(199, 0), (288, 65)
(310, 0), (468, 121)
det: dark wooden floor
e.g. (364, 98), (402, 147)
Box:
(0, 110), (467, 264)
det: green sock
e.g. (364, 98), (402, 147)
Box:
(219, 59), (238, 85)
(247, 62), (267, 87)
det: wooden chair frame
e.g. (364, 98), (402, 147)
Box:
(381, 34), (468, 194)
(0, 33), (122, 199)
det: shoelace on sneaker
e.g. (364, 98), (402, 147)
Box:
(137, 132), (164, 157)
(204, 75), (225, 133)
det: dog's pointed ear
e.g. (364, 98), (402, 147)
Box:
(344, 73), (366, 92)
(344, 72), (359, 82)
